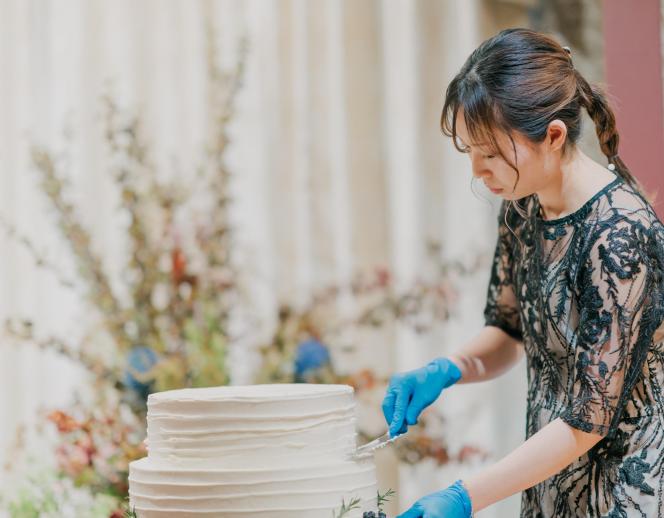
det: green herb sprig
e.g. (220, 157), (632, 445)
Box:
(377, 488), (396, 512)
(332, 496), (362, 518)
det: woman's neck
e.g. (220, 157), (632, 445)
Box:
(536, 150), (615, 221)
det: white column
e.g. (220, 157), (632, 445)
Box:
(380, 0), (425, 377)
(326, 0), (353, 301)
(290, 0), (313, 305)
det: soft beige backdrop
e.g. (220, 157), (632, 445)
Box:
(0, 0), (606, 515)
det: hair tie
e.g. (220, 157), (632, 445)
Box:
(562, 46), (573, 67)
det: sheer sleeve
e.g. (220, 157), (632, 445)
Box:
(560, 216), (663, 438)
(483, 201), (524, 342)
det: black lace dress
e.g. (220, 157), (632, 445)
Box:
(483, 172), (664, 517)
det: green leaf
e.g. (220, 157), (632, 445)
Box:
(377, 488), (396, 512)
(331, 496), (362, 518)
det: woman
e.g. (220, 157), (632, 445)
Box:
(383, 28), (664, 517)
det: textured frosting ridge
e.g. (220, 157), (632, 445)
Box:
(129, 384), (377, 517)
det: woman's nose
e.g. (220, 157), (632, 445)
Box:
(470, 157), (490, 179)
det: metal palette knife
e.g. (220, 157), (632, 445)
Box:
(350, 431), (402, 460)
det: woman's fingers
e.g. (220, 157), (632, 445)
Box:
(389, 384), (413, 437)
(405, 389), (431, 425)
(405, 403), (422, 426)
(382, 387), (397, 426)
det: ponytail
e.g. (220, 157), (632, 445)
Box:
(575, 72), (656, 205)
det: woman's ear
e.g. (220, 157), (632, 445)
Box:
(546, 119), (568, 153)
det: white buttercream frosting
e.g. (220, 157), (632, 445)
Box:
(129, 384), (377, 517)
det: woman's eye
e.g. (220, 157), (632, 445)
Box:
(485, 154), (496, 159)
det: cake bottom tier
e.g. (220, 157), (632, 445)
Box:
(128, 457), (377, 517)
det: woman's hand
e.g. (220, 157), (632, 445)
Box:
(382, 357), (462, 437)
(397, 480), (473, 518)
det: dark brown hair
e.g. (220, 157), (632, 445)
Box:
(440, 27), (652, 214)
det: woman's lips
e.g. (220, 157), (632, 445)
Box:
(488, 186), (503, 194)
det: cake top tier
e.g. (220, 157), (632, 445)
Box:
(148, 383), (353, 404)
(145, 384), (359, 468)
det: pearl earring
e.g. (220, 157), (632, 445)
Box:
(608, 163), (616, 171)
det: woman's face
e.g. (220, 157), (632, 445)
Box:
(455, 108), (555, 200)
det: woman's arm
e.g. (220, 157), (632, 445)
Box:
(463, 418), (605, 513)
(447, 325), (524, 385)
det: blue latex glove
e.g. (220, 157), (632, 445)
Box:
(397, 480), (473, 518)
(382, 357), (462, 437)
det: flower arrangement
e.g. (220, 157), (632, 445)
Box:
(1, 21), (488, 518)
(254, 253), (488, 466)
(2, 21), (247, 515)
(3, 20), (247, 404)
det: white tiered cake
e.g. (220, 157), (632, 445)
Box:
(128, 384), (377, 517)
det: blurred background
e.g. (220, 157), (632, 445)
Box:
(1, 0), (662, 516)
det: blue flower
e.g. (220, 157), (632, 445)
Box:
(124, 346), (159, 399)
(294, 338), (330, 379)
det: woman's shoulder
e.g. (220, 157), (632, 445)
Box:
(593, 180), (662, 233)
(582, 181), (664, 271)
